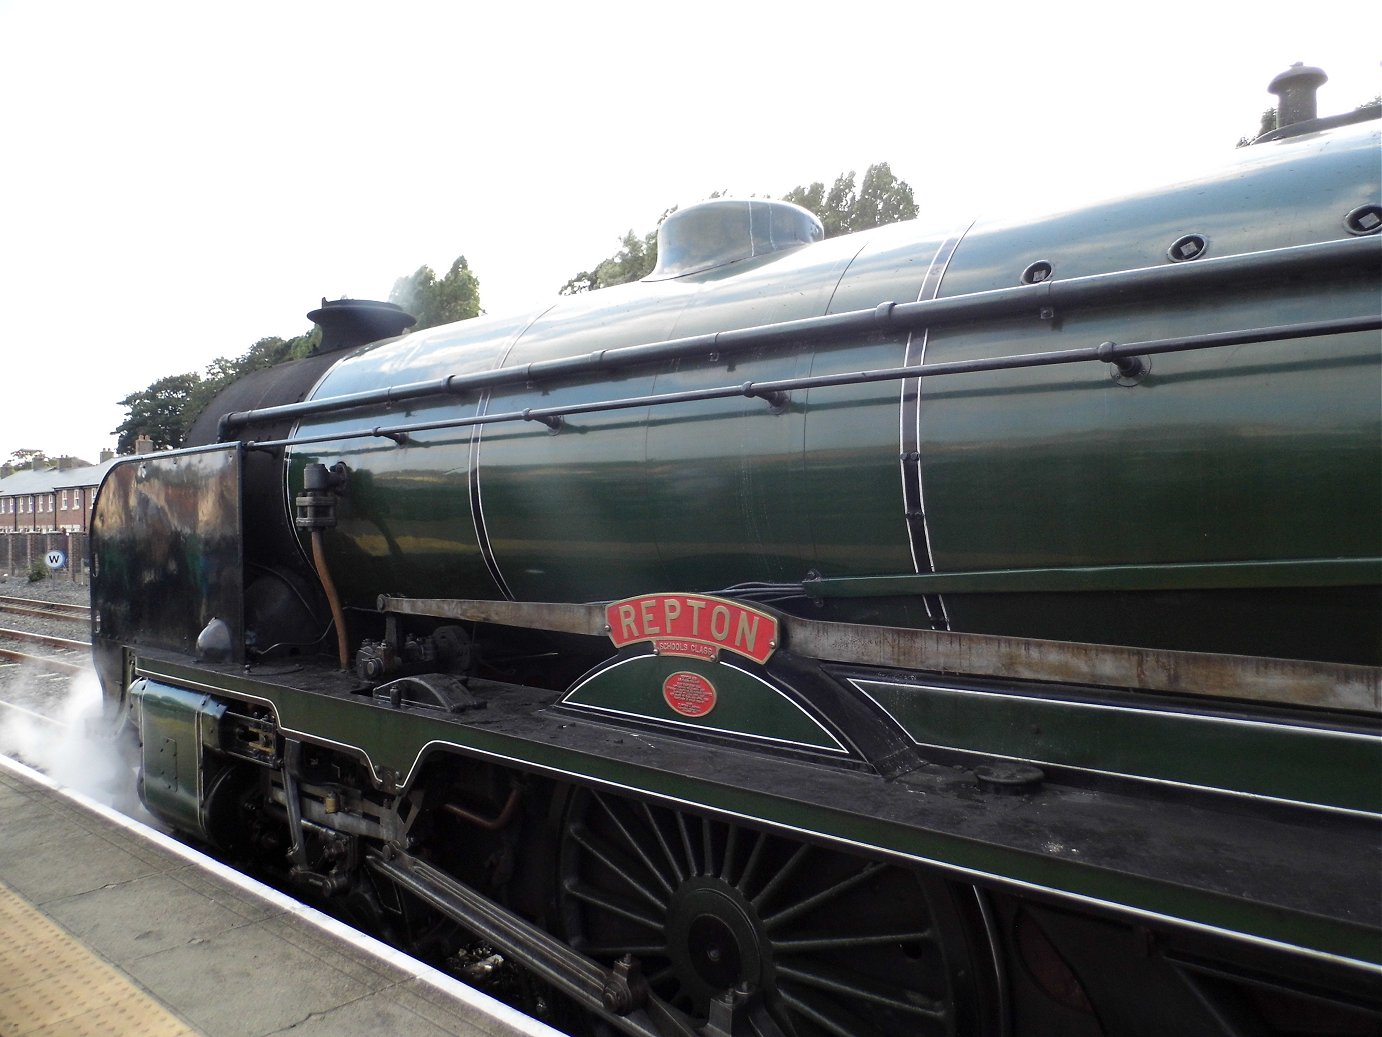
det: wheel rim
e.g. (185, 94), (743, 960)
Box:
(558, 789), (991, 1037)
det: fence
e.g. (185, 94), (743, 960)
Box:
(0, 532), (89, 584)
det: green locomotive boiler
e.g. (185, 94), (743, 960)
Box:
(90, 65), (1380, 1037)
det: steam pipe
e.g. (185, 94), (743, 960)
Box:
(311, 530), (351, 671)
(443, 787), (523, 831)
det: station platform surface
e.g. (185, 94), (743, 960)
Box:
(0, 755), (566, 1037)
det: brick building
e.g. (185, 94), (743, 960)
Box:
(0, 449), (145, 580)
(0, 454), (120, 534)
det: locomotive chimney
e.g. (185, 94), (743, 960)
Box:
(307, 298), (417, 355)
(1268, 63), (1328, 129)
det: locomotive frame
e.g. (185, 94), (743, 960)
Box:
(88, 69), (1380, 1037)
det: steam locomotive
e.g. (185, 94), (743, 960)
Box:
(90, 65), (1380, 1037)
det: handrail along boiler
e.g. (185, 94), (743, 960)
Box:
(90, 67), (1381, 1037)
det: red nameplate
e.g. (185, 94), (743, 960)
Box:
(606, 593), (778, 664)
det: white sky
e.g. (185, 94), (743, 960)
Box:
(1, 0), (1377, 461)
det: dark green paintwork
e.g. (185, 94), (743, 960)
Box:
(84, 116), (1382, 1019)
(855, 677), (1381, 813)
(132, 658), (1382, 971)
(283, 121), (1380, 668)
(811, 557), (1381, 595)
(561, 653), (844, 751)
(132, 677), (227, 837)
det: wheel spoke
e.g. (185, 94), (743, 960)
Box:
(640, 801), (686, 885)
(562, 879), (664, 932)
(775, 963), (946, 1019)
(560, 791), (987, 1037)
(777, 989), (859, 1037)
(675, 809), (697, 875)
(594, 793), (678, 897)
(750, 842), (810, 911)
(568, 823), (669, 913)
(772, 927), (935, 953)
(762, 861), (883, 931)
(735, 829), (768, 893)
(720, 823), (740, 882)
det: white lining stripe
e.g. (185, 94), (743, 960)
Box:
(560, 655), (848, 753)
(125, 669), (1381, 976)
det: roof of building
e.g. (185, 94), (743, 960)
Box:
(0, 457), (123, 496)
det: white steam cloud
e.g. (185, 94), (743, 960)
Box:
(0, 665), (153, 823)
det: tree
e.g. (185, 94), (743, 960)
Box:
(7, 449), (48, 469)
(113, 373), (202, 453)
(560, 227), (660, 295)
(112, 251), (484, 452)
(180, 331), (320, 435)
(783, 162), (917, 238)
(1235, 108), (1280, 147)
(560, 164), (918, 293)
(390, 256), (481, 330)
(109, 260), (480, 451)
(112, 333), (322, 454)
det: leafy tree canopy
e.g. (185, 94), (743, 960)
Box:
(7, 448), (47, 468)
(113, 254), (482, 453)
(560, 228), (660, 296)
(560, 163), (918, 294)
(782, 162), (917, 239)
(113, 333), (319, 454)
(0, 449), (92, 474)
(390, 255), (481, 330)
(113, 373), (204, 454)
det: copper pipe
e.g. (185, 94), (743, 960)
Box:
(443, 787), (522, 832)
(310, 529), (350, 671)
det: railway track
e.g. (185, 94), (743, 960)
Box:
(0, 644), (89, 674)
(0, 594), (90, 623)
(0, 603), (97, 785)
(0, 626), (91, 674)
(0, 627), (90, 652)
(0, 593), (92, 718)
(0, 588), (93, 677)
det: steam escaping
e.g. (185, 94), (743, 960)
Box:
(0, 665), (154, 823)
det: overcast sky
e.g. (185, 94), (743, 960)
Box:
(1, 0), (1377, 462)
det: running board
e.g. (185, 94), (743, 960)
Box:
(377, 595), (1380, 712)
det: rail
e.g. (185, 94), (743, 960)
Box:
(0, 647), (87, 675)
(0, 595), (90, 623)
(0, 628), (91, 653)
(0, 625), (91, 676)
(243, 313), (1380, 451)
(219, 235), (1380, 444)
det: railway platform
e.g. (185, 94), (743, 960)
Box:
(0, 754), (565, 1037)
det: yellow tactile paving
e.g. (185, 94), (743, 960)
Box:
(0, 878), (200, 1037)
